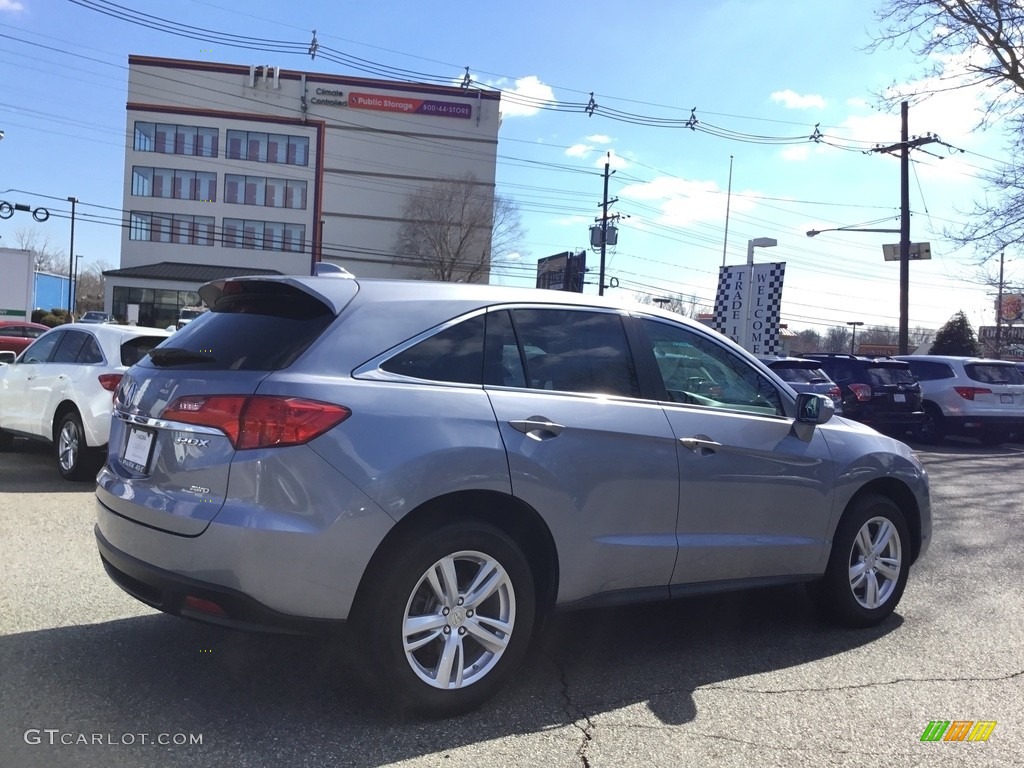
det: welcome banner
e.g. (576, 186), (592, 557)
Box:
(712, 262), (786, 356)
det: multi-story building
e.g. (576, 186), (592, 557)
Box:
(106, 55), (502, 327)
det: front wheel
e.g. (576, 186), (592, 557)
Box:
(915, 406), (945, 445)
(352, 521), (536, 718)
(809, 494), (910, 628)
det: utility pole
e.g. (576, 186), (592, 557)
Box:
(870, 102), (938, 355)
(995, 249), (1005, 358)
(596, 153), (617, 296)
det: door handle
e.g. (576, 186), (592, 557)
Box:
(679, 436), (722, 454)
(509, 417), (564, 439)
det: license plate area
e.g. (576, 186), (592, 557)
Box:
(1000, 394), (1013, 404)
(123, 426), (155, 473)
(893, 393), (906, 403)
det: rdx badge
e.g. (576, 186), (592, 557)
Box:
(174, 436), (210, 447)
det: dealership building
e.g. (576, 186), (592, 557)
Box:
(105, 55), (502, 327)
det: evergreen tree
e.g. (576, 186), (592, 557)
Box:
(930, 311), (981, 356)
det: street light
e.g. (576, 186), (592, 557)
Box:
(847, 321), (864, 354)
(806, 226), (899, 238)
(747, 236), (777, 265)
(67, 196), (78, 315)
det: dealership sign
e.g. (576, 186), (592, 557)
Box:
(712, 262), (786, 355)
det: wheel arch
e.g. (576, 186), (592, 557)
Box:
(52, 401), (84, 445)
(353, 489), (559, 619)
(845, 479), (923, 563)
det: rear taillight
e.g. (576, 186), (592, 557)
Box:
(161, 395), (350, 449)
(829, 385), (841, 401)
(954, 386), (993, 401)
(848, 383), (872, 402)
(98, 373), (123, 393)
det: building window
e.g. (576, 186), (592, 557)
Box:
(223, 218), (305, 252)
(226, 130), (309, 166)
(132, 167), (217, 202)
(133, 122), (219, 157)
(223, 174), (306, 209)
(129, 211), (214, 246)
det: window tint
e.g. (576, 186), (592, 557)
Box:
(381, 315), (485, 384)
(867, 365), (916, 386)
(643, 319), (783, 416)
(120, 336), (166, 367)
(78, 334), (104, 365)
(483, 310), (526, 387)
(965, 363), (1024, 385)
(21, 331), (62, 363)
(510, 309), (639, 397)
(52, 331), (90, 364)
(906, 361), (954, 380)
(773, 365), (829, 384)
(138, 284), (332, 371)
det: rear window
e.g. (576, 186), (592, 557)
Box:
(867, 364), (916, 386)
(906, 360), (954, 380)
(381, 315), (484, 384)
(965, 363), (1024, 385)
(139, 283), (333, 371)
(121, 336), (168, 367)
(771, 364), (830, 384)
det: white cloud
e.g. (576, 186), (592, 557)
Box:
(781, 146), (811, 162)
(585, 134), (612, 144)
(565, 143), (592, 158)
(494, 75), (556, 118)
(619, 176), (751, 227)
(0, 0), (25, 10)
(771, 89), (826, 109)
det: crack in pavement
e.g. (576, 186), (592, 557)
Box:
(545, 650), (595, 768)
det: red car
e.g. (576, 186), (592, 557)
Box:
(0, 320), (51, 356)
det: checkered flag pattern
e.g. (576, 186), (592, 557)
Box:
(754, 262), (786, 355)
(712, 266), (743, 335)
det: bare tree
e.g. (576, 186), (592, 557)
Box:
(790, 328), (823, 354)
(74, 260), (112, 313)
(824, 326), (851, 353)
(870, 1), (1024, 252)
(14, 227), (68, 274)
(393, 174), (524, 283)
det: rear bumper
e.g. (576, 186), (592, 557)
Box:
(942, 415), (1024, 435)
(96, 524), (343, 635)
(844, 410), (927, 431)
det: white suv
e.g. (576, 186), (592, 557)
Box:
(894, 355), (1024, 445)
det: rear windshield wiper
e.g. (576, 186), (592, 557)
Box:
(148, 347), (217, 366)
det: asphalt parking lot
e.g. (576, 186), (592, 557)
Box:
(1, 437), (1021, 768)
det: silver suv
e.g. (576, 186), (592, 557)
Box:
(894, 355), (1024, 445)
(95, 276), (931, 717)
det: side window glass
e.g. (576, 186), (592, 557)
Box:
(21, 332), (62, 364)
(510, 309), (639, 397)
(642, 319), (783, 416)
(52, 331), (90, 364)
(483, 310), (526, 387)
(78, 335), (105, 365)
(380, 315), (484, 384)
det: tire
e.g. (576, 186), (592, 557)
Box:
(352, 521), (536, 718)
(55, 411), (98, 481)
(915, 405), (945, 445)
(0, 428), (13, 451)
(810, 494), (910, 628)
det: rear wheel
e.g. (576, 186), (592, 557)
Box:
(810, 494), (910, 628)
(56, 411), (98, 481)
(0, 428), (13, 450)
(352, 521), (536, 718)
(915, 404), (945, 445)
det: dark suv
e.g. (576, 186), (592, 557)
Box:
(801, 354), (925, 437)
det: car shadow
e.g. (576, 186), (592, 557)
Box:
(1, 585), (901, 767)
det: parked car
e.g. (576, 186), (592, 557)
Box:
(175, 305), (207, 330)
(79, 311), (113, 324)
(0, 320), (50, 356)
(893, 355), (1024, 445)
(762, 357), (843, 410)
(95, 277), (931, 717)
(0, 323), (172, 479)
(801, 354), (925, 438)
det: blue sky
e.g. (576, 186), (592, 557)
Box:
(0, 0), (1015, 335)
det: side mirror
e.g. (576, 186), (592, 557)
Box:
(0, 351), (16, 364)
(796, 393), (834, 425)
